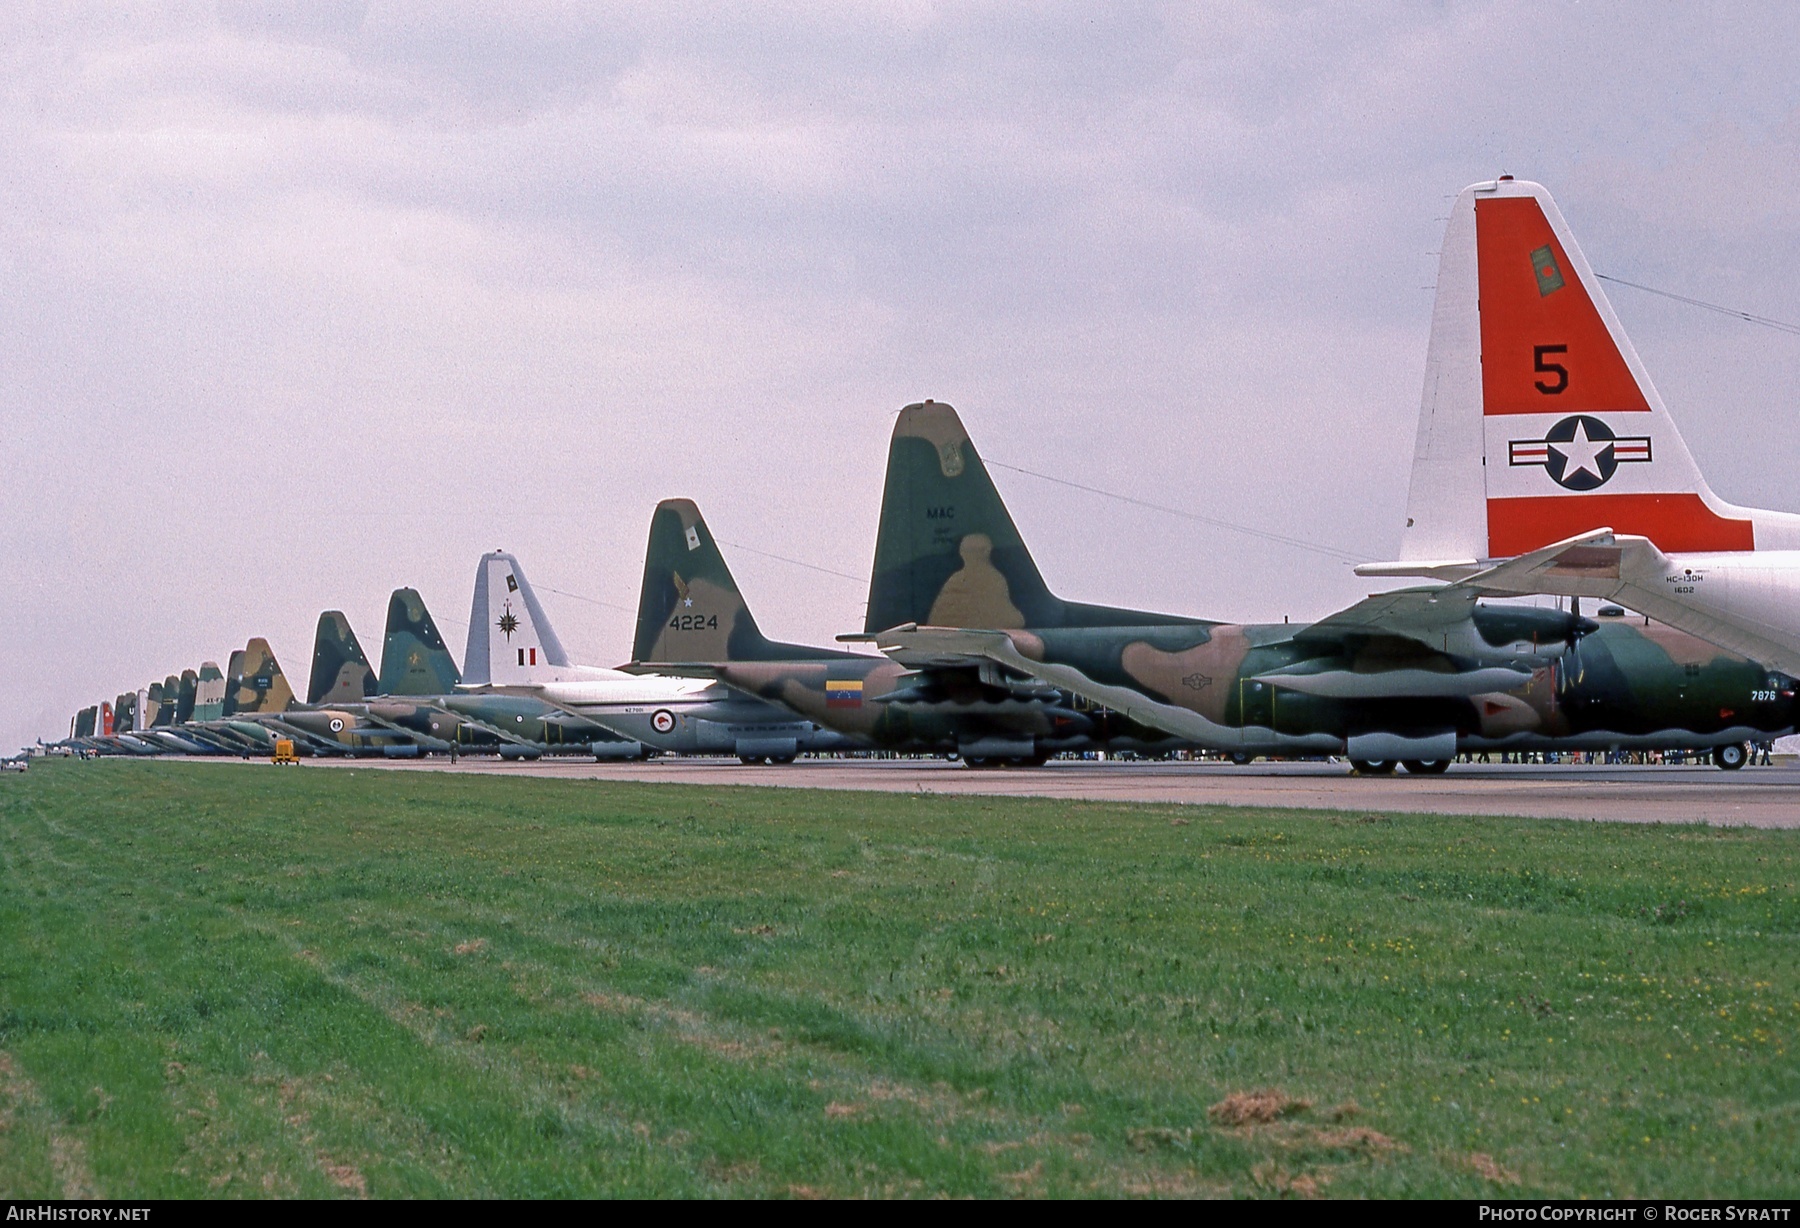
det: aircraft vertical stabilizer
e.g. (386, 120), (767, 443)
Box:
(1394, 178), (1800, 567)
(192, 663), (225, 721)
(229, 639), (296, 715)
(462, 552), (572, 687)
(309, 611), (378, 705)
(175, 669), (198, 723)
(634, 499), (861, 664)
(379, 588), (462, 696)
(154, 676), (180, 727)
(220, 652), (246, 717)
(865, 402), (1203, 634)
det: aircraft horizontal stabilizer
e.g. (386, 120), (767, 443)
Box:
(1357, 529), (1619, 588)
(1354, 559), (1482, 581)
(1463, 529), (1631, 599)
(840, 624), (1017, 670)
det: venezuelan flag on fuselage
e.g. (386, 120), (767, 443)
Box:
(825, 679), (864, 708)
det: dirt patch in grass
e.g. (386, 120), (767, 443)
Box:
(318, 1154), (367, 1196)
(1253, 1161), (1329, 1198)
(703, 1157), (761, 1186)
(998, 1160), (1044, 1189)
(1311, 1126), (1404, 1156)
(582, 991), (644, 1013)
(1460, 1151), (1521, 1185)
(1127, 1125), (1192, 1151)
(1207, 1089), (1313, 1127)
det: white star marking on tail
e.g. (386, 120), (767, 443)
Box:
(1552, 418), (1609, 484)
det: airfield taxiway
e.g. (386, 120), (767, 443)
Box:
(323, 757), (1800, 828)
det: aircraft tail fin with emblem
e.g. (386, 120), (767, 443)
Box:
(1385, 177), (1800, 574)
(379, 588), (462, 696)
(634, 499), (861, 664)
(461, 551), (576, 687)
(192, 662), (225, 721)
(865, 401), (1204, 633)
(228, 638), (296, 715)
(308, 612), (378, 705)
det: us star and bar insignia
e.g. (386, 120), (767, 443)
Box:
(1508, 414), (1651, 491)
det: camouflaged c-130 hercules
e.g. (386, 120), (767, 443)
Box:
(852, 402), (1800, 771)
(632, 497), (1190, 760)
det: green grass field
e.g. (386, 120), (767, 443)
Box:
(1, 760), (1796, 1198)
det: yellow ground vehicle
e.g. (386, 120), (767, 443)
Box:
(272, 738), (300, 765)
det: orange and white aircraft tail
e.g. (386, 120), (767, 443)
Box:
(1385, 177), (1800, 573)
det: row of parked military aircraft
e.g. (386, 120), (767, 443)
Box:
(52, 179), (1800, 774)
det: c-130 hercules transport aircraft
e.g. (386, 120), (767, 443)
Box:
(845, 401), (1797, 772)
(1358, 177), (1800, 683)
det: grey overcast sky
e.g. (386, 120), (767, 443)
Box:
(3, 3), (1798, 748)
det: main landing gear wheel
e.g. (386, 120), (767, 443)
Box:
(1350, 759), (1396, 776)
(1714, 743), (1747, 771)
(1401, 759), (1451, 775)
(1228, 751), (1254, 765)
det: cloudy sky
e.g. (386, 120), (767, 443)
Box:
(3, 2), (1798, 749)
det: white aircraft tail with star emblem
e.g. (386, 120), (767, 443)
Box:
(1363, 178), (1800, 677)
(461, 551), (590, 687)
(1385, 177), (1800, 570)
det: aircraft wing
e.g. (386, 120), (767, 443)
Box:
(844, 624), (1240, 744)
(353, 709), (456, 752)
